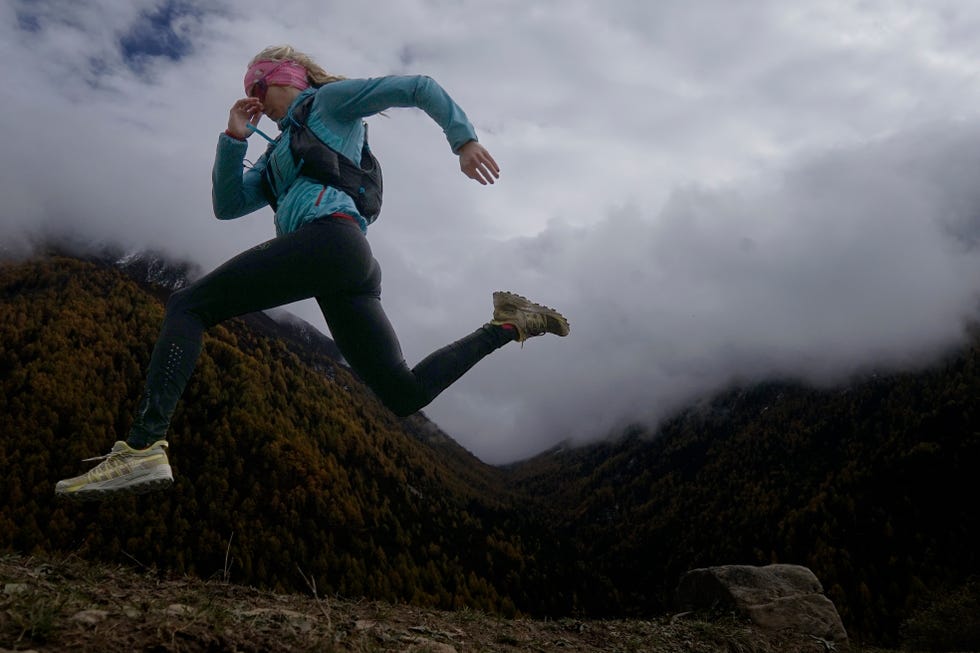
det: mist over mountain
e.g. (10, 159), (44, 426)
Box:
(2, 247), (980, 648)
(9, 1), (980, 463)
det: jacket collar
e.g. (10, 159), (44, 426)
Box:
(277, 87), (317, 131)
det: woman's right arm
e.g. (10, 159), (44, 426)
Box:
(212, 98), (270, 220)
(320, 76), (479, 154)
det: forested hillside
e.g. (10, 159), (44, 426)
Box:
(0, 254), (548, 616)
(3, 251), (980, 648)
(510, 345), (980, 645)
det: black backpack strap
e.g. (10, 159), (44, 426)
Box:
(288, 94), (316, 128)
(264, 93), (383, 222)
(257, 136), (282, 211)
(289, 96), (344, 192)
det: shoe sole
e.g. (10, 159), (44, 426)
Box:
(493, 291), (570, 336)
(57, 465), (174, 502)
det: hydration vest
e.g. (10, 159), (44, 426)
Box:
(260, 95), (383, 224)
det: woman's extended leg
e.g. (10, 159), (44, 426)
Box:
(55, 218), (376, 499)
(127, 217), (377, 448)
(318, 278), (516, 416)
(56, 216), (567, 499)
(317, 262), (570, 417)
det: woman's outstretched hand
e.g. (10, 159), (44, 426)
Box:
(458, 140), (500, 185)
(226, 98), (264, 139)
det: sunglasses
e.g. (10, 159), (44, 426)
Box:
(247, 61), (287, 102)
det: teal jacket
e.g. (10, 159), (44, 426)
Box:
(212, 75), (479, 234)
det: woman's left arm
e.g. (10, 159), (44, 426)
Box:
(212, 134), (270, 219)
(212, 98), (271, 220)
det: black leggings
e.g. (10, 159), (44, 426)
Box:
(127, 216), (513, 447)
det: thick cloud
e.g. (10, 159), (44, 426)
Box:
(4, 0), (980, 462)
(429, 122), (980, 461)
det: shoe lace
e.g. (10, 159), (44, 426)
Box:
(80, 450), (130, 481)
(523, 312), (549, 336)
(82, 450), (121, 463)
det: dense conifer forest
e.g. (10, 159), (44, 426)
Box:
(2, 251), (979, 648)
(0, 254), (543, 617)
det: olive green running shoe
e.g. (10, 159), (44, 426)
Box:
(55, 440), (173, 501)
(490, 291), (570, 343)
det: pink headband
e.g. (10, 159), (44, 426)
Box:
(244, 59), (310, 95)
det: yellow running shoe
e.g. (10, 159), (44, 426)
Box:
(490, 291), (570, 343)
(55, 440), (173, 501)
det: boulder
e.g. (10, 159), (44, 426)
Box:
(676, 564), (848, 645)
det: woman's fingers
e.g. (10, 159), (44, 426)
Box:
(459, 141), (500, 185)
(227, 98), (265, 138)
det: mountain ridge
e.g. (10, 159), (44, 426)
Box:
(3, 246), (980, 648)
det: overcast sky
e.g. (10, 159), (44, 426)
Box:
(4, 1), (980, 463)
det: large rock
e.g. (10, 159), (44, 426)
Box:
(676, 564), (848, 645)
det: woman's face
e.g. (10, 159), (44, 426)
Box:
(260, 85), (299, 121)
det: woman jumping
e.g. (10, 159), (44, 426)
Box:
(55, 45), (568, 500)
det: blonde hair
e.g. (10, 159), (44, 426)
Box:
(249, 45), (346, 87)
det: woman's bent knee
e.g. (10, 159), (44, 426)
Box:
(376, 389), (423, 417)
(163, 285), (212, 329)
(366, 376), (428, 417)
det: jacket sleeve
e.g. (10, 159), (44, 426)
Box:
(317, 76), (479, 153)
(211, 132), (270, 220)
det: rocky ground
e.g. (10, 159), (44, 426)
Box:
(1, 552), (907, 652)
